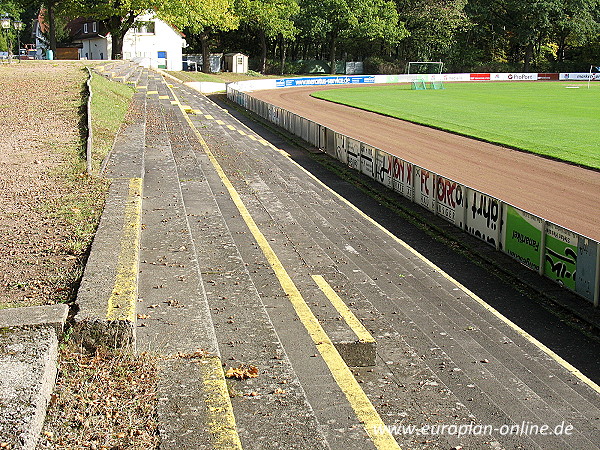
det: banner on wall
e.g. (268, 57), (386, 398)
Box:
(360, 144), (376, 178)
(560, 73), (598, 80)
(544, 223), (578, 290)
(392, 158), (413, 199)
(415, 166), (435, 212)
(275, 76), (376, 88)
(576, 238), (597, 302)
(347, 137), (360, 170)
(470, 73), (491, 81)
(376, 150), (394, 188)
(466, 190), (501, 248)
(502, 205), (544, 272)
(491, 73), (537, 81)
(436, 176), (466, 228)
(335, 133), (348, 163)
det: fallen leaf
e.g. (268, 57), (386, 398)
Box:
(225, 364), (259, 380)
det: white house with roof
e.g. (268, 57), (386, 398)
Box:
(122, 12), (186, 71)
(60, 11), (185, 70)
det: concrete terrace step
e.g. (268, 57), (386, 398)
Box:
(0, 305), (68, 449)
(131, 73), (328, 448)
(168, 83), (600, 449)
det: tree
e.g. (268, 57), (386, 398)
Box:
(158, 0), (239, 73)
(0, 1), (23, 52)
(299, 0), (406, 74)
(238, 0), (299, 73)
(398, 0), (470, 63)
(550, 0), (600, 64)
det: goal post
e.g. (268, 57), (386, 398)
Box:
(407, 61), (444, 90)
(588, 65), (600, 89)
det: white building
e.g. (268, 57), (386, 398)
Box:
(66, 12), (185, 70)
(122, 12), (186, 71)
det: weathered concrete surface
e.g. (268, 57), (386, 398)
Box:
(0, 304), (67, 336)
(0, 326), (58, 449)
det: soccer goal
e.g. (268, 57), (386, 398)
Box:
(588, 65), (600, 89)
(407, 61), (444, 90)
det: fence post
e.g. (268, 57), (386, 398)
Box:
(594, 248), (600, 308)
(86, 67), (93, 175)
(539, 221), (547, 276)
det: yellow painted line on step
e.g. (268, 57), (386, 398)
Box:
(166, 85), (400, 450)
(215, 120), (225, 125)
(170, 101), (180, 105)
(159, 95), (169, 100)
(192, 109), (203, 115)
(313, 275), (375, 344)
(200, 356), (243, 449)
(204, 114), (214, 120)
(146, 91), (159, 95)
(137, 85), (147, 90)
(290, 144), (600, 396)
(259, 139), (269, 146)
(144, 87), (242, 447)
(248, 135), (257, 141)
(226, 125), (236, 131)
(237, 130), (247, 136)
(182, 105), (193, 113)
(106, 178), (143, 322)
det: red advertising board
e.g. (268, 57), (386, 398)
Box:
(470, 73), (491, 81)
(537, 73), (559, 81)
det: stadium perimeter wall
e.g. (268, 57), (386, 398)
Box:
(226, 74), (600, 307)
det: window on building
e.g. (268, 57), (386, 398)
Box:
(135, 21), (155, 34)
(92, 22), (97, 33)
(83, 23), (88, 33)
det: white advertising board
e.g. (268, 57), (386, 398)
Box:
(360, 143), (376, 178)
(375, 150), (394, 189)
(415, 166), (435, 212)
(436, 176), (466, 227)
(392, 157), (414, 199)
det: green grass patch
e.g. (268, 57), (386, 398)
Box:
(90, 71), (134, 174)
(312, 82), (600, 169)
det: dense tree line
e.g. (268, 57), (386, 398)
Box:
(2, 0), (599, 73)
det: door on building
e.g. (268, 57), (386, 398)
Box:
(157, 51), (167, 69)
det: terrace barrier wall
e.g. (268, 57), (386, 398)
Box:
(226, 75), (600, 308)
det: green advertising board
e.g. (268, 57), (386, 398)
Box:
(544, 224), (578, 290)
(503, 206), (543, 272)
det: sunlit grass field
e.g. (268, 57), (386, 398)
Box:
(311, 82), (600, 169)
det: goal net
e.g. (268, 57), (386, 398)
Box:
(407, 61), (444, 90)
(406, 61), (444, 75)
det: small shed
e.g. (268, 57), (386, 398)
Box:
(224, 53), (248, 73)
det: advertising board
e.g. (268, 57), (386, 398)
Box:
(360, 144), (376, 179)
(392, 158), (413, 199)
(375, 150), (394, 189)
(346, 137), (360, 170)
(466, 190), (501, 248)
(502, 205), (544, 272)
(436, 176), (466, 227)
(415, 166), (436, 212)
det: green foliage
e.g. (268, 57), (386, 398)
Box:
(238, 0), (299, 39)
(363, 56), (403, 74)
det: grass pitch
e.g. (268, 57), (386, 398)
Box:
(311, 82), (600, 169)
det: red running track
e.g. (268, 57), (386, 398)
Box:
(251, 85), (600, 241)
